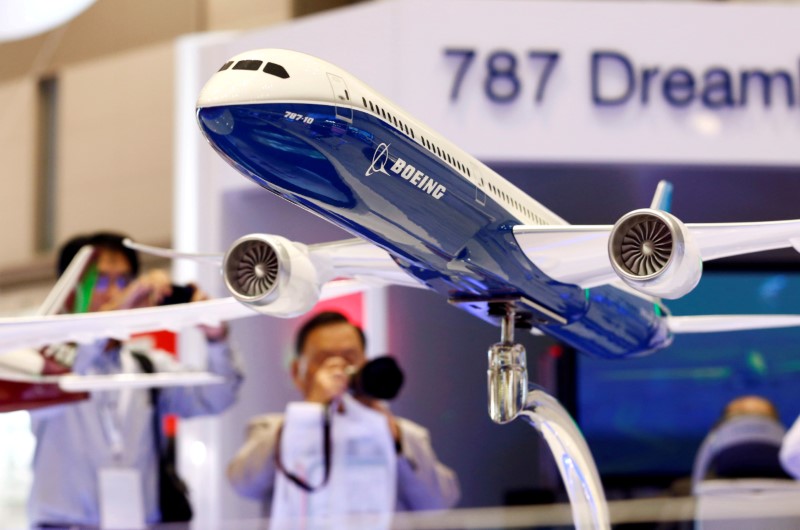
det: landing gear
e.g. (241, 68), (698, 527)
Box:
(487, 304), (528, 424)
(485, 302), (610, 529)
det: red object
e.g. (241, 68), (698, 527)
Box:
(0, 381), (88, 412)
(163, 414), (178, 437)
(547, 344), (564, 359)
(131, 330), (177, 354)
(131, 330), (179, 437)
(309, 293), (364, 329)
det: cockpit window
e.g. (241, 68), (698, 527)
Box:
(264, 62), (289, 79)
(233, 60), (263, 71)
(218, 61), (233, 72)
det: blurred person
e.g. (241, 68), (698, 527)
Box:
(692, 395), (790, 491)
(227, 311), (459, 521)
(28, 232), (244, 528)
(779, 411), (800, 479)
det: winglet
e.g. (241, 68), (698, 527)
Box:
(650, 180), (673, 212)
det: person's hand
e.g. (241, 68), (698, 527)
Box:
(191, 286), (229, 342)
(99, 269), (172, 311)
(306, 356), (351, 404)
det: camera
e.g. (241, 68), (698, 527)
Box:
(158, 284), (196, 306)
(349, 356), (404, 401)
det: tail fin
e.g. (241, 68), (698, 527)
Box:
(649, 180), (673, 212)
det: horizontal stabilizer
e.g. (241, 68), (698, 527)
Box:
(667, 315), (800, 334)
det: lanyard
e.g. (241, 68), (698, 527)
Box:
(99, 392), (125, 461)
(275, 403), (333, 492)
(97, 353), (135, 462)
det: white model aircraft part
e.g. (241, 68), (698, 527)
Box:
(128, 236), (421, 291)
(309, 239), (425, 289)
(221, 235), (414, 316)
(689, 219), (800, 262)
(608, 209), (702, 299)
(0, 233), (402, 355)
(666, 315), (800, 334)
(223, 234), (322, 316)
(122, 238), (223, 265)
(512, 225), (615, 288)
(0, 279), (374, 353)
(0, 348), (46, 375)
(514, 218), (800, 292)
(0, 364), (224, 392)
(58, 372), (225, 392)
(37, 244), (95, 316)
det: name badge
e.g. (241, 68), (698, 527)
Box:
(98, 467), (146, 529)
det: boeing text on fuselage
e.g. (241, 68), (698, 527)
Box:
(366, 143), (447, 200)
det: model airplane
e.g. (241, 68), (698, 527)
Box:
(2, 48), (800, 393)
(191, 49), (800, 354)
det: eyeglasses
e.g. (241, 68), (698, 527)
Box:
(94, 274), (131, 292)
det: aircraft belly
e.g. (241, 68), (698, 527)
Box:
(542, 286), (673, 359)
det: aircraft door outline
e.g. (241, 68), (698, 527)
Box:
(470, 162), (486, 206)
(327, 73), (353, 123)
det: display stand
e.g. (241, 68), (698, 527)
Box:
(518, 385), (610, 530)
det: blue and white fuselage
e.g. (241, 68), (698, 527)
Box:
(196, 49), (671, 359)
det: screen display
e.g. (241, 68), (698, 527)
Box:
(577, 270), (800, 477)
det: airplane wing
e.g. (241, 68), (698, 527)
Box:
(124, 237), (423, 290)
(308, 238), (425, 289)
(0, 364), (225, 392)
(666, 315), (800, 334)
(0, 279), (372, 353)
(0, 236), (421, 353)
(513, 219), (800, 289)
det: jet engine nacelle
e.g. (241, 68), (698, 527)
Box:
(222, 234), (320, 317)
(608, 209), (702, 299)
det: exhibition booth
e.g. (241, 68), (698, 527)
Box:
(165, 0), (800, 526)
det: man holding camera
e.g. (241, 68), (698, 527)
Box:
(227, 311), (460, 519)
(28, 232), (243, 528)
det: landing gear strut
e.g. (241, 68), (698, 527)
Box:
(487, 304), (528, 424)
(485, 302), (610, 529)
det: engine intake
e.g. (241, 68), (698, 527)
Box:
(608, 209), (702, 299)
(225, 237), (280, 301)
(223, 234), (320, 316)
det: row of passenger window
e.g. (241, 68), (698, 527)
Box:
(362, 97), (415, 139)
(486, 181), (545, 225)
(219, 60), (290, 79)
(360, 96), (473, 180)
(359, 92), (540, 224)
(419, 136), (471, 179)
